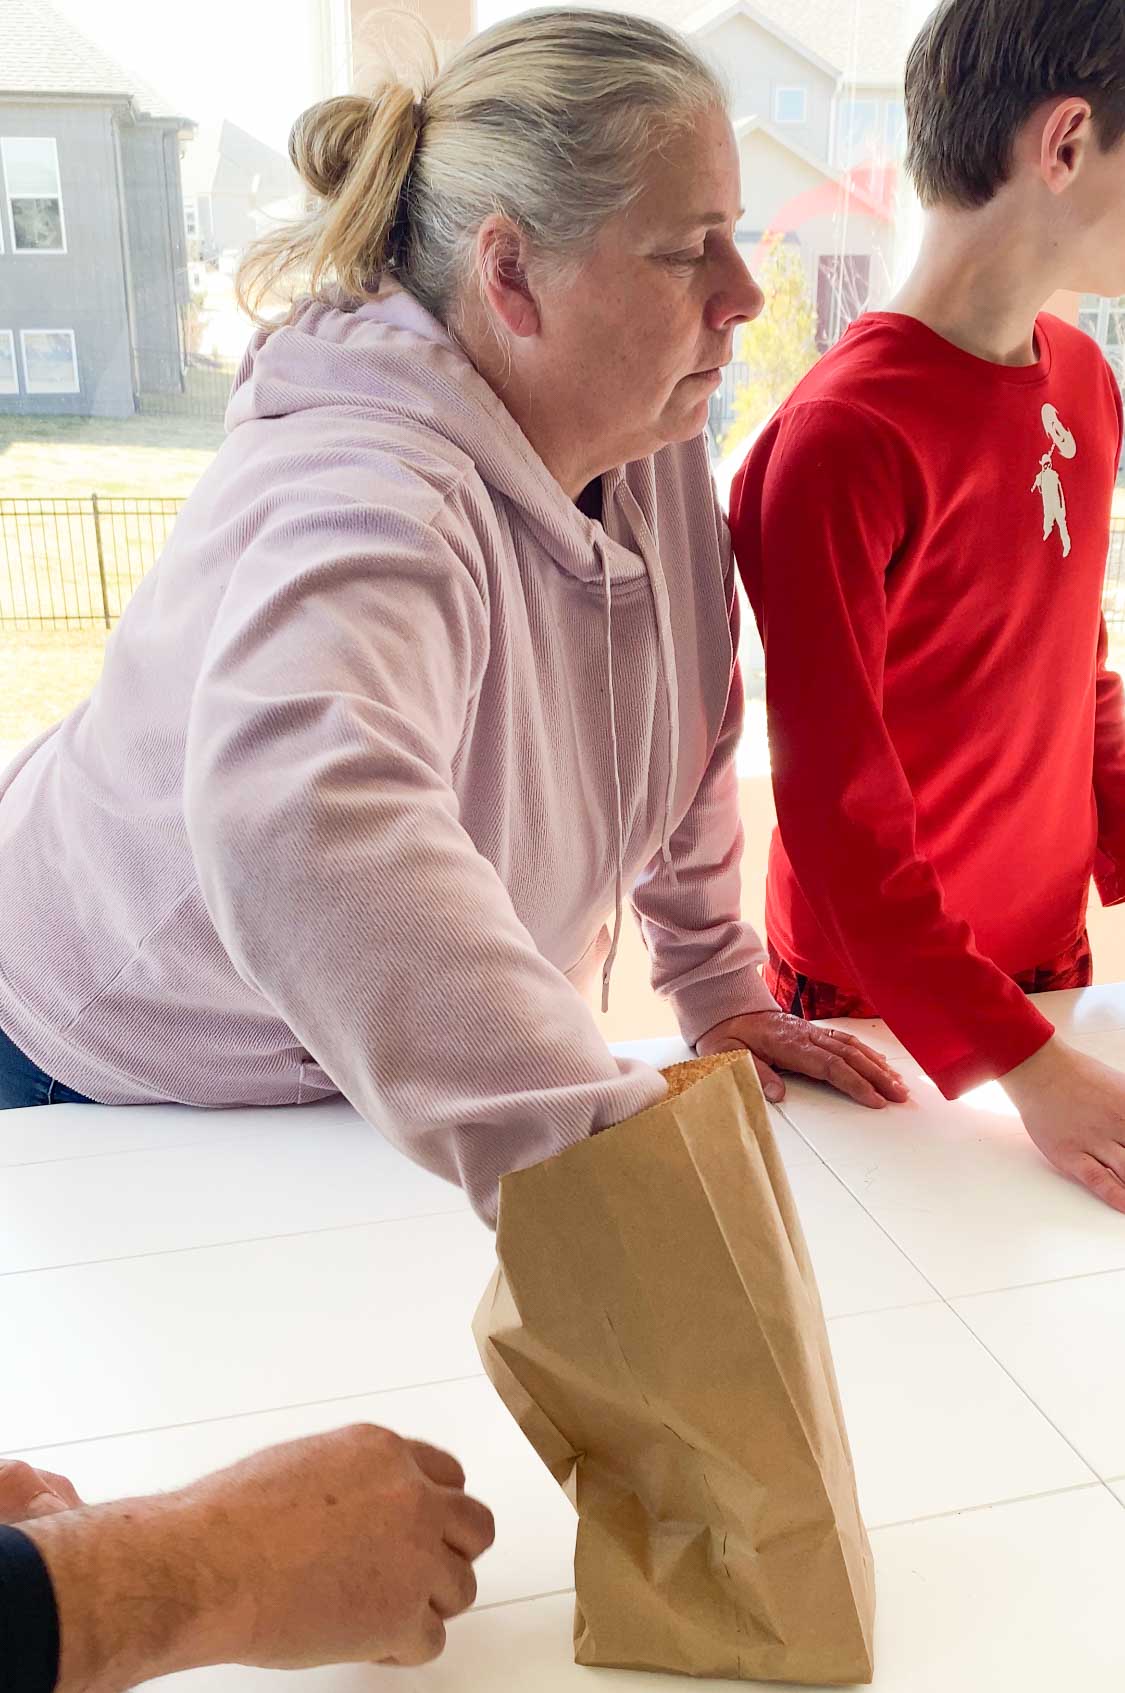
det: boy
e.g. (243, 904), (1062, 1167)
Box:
(732, 0), (1125, 1211)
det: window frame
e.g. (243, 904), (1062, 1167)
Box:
(1, 136), (68, 256)
(20, 327), (80, 395)
(773, 85), (809, 127)
(0, 329), (18, 394)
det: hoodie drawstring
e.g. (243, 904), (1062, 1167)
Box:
(599, 539), (627, 1015)
(617, 485), (681, 871)
(598, 487), (682, 1015)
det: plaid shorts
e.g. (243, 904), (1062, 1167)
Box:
(764, 931), (1094, 1023)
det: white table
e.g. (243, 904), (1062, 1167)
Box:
(5, 988), (1125, 1691)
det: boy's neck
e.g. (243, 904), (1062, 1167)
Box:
(889, 204), (1069, 368)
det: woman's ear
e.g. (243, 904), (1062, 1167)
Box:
(477, 216), (541, 338)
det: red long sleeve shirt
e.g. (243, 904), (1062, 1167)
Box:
(732, 311), (1125, 1096)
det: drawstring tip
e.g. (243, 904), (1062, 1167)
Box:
(601, 957), (615, 1015)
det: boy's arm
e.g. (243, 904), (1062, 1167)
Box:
(1093, 617), (1125, 905)
(1093, 373), (1125, 904)
(731, 400), (1052, 1098)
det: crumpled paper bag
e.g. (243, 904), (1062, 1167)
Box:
(474, 1051), (875, 1684)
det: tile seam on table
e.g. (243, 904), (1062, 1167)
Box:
(948, 1261), (1125, 1302)
(0, 1134), (244, 1170)
(0, 1119), (419, 1172)
(938, 1300), (1106, 1483)
(470, 1485), (1111, 1621)
(774, 1099), (951, 1300)
(473, 1586), (576, 1615)
(865, 1479), (1102, 1534)
(0, 1204), (472, 1280)
(825, 1295), (945, 1326)
(774, 1099), (1108, 1486)
(1, 1371), (490, 1459)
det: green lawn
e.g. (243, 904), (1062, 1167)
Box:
(0, 413), (222, 498)
(0, 414), (221, 739)
(0, 627), (109, 746)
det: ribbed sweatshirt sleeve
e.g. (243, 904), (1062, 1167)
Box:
(184, 495), (665, 1224)
(631, 557), (776, 1045)
(732, 401), (1052, 1096)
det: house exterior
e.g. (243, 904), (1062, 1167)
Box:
(0, 0), (194, 418)
(675, 0), (911, 345)
(181, 120), (300, 267)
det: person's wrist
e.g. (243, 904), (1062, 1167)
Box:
(22, 1492), (242, 1693)
(1000, 1032), (1067, 1106)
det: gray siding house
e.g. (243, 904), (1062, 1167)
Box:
(0, 0), (194, 418)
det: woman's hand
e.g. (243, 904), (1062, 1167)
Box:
(697, 1010), (910, 1109)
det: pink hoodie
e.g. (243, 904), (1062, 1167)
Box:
(0, 286), (773, 1220)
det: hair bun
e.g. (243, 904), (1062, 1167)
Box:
(289, 91), (411, 201)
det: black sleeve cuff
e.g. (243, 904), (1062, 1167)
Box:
(0, 1524), (61, 1693)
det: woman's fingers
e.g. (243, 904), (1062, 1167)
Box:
(808, 1031), (910, 1101)
(749, 1055), (786, 1104)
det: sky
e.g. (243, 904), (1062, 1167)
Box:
(49, 0), (336, 151)
(47, 0), (935, 156)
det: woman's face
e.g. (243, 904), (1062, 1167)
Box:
(530, 106), (763, 475)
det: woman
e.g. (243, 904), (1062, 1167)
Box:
(0, 10), (906, 1220)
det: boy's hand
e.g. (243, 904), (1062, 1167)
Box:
(1003, 1038), (1125, 1213)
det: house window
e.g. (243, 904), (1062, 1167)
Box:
(774, 86), (808, 126)
(0, 330), (17, 394)
(21, 328), (79, 394)
(834, 98), (881, 169)
(184, 196), (199, 240)
(1, 137), (66, 253)
(817, 254), (872, 350)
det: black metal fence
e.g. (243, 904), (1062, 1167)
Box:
(4, 494), (1125, 635)
(0, 497), (183, 629)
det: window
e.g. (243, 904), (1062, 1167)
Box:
(1, 137), (66, 253)
(21, 328), (79, 394)
(834, 98), (881, 169)
(0, 330), (17, 394)
(817, 254), (873, 350)
(884, 99), (907, 159)
(774, 86), (808, 126)
(184, 197), (199, 240)
(1080, 294), (1125, 387)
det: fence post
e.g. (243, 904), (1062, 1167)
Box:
(91, 492), (112, 630)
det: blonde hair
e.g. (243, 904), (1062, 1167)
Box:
(237, 8), (726, 327)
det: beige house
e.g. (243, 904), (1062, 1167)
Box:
(678, 0), (912, 347)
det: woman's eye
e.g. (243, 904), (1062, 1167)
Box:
(665, 248), (707, 268)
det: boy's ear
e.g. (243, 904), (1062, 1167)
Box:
(1039, 97), (1095, 193)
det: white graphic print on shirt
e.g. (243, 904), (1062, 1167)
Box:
(1033, 402), (1077, 559)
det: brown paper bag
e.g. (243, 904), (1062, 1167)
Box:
(473, 1052), (875, 1685)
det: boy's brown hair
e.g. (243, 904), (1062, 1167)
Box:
(906, 0), (1125, 208)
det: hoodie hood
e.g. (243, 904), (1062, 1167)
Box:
(226, 283), (648, 591)
(226, 284), (684, 1008)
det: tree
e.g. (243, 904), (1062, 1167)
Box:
(720, 238), (820, 458)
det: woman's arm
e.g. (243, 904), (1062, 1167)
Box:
(185, 496), (663, 1223)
